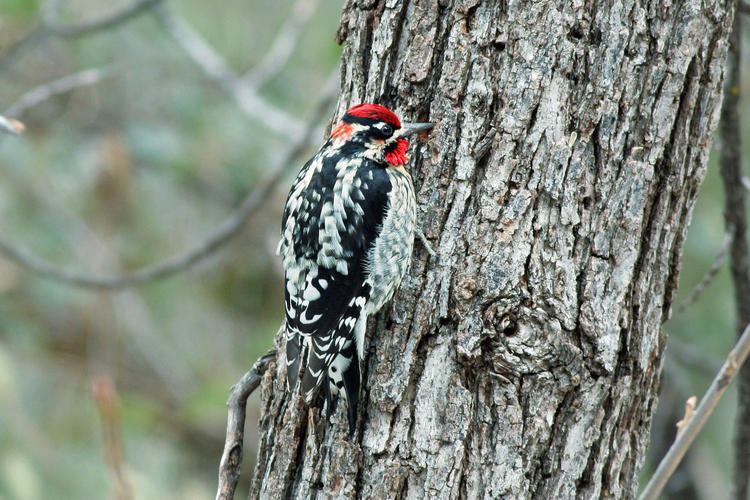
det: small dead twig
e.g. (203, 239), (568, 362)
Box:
(4, 67), (110, 118)
(639, 322), (750, 500)
(675, 396), (697, 436)
(216, 347), (278, 500)
(0, 116), (25, 135)
(0, 26), (50, 73)
(674, 230), (733, 315)
(91, 375), (133, 500)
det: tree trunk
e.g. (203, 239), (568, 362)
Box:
(251, 1), (732, 498)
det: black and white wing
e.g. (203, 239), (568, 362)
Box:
(280, 153), (391, 425)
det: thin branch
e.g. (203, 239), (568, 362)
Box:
(216, 347), (278, 500)
(4, 67), (110, 118)
(0, 26), (50, 73)
(674, 230), (732, 315)
(0, 116), (25, 135)
(239, 0), (319, 88)
(640, 322), (750, 500)
(675, 396), (697, 436)
(0, 72), (338, 290)
(41, 0), (163, 38)
(91, 375), (133, 500)
(154, 5), (304, 136)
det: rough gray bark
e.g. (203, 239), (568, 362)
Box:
(251, 1), (733, 498)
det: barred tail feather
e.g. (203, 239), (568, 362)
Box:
(300, 331), (332, 403)
(285, 327), (302, 391)
(298, 294), (369, 433)
(324, 341), (360, 435)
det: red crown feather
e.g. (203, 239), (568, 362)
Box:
(344, 103), (401, 128)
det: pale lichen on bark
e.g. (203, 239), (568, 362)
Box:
(250, 1), (733, 498)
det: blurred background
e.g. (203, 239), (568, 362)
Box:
(0, 1), (744, 498)
(0, 0), (340, 498)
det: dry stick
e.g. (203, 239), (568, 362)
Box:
(216, 347), (278, 500)
(1, 68), (107, 137)
(0, 75), (338, 290)
(674, 230), (733, 315)
(0, 26), (50, 73)
(91, 375), (134, 500)
(0, 116), (25, 135)
(717, 15), (750, 499)
(154, 5), (304, 136)
(41, 0), (164, 38)
(4, 67), (110, 117)
(640, 322), (750, 500)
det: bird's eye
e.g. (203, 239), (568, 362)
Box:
(378, 123), (393, 138)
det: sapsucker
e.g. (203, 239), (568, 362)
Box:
(279, 103), (433, 432)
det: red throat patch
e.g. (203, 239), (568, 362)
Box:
(385, 138), (409, 166)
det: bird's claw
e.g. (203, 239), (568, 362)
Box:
(416, 228), (436, 257)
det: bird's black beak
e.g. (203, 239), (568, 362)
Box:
(401, 122), (435, 137)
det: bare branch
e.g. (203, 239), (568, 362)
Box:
(41, 0), (163, 38)
(154, 5), (305, 136)
(673, 230), (732, 315)
(239, 0), (319, 88)
(0, 116), (25, 135)
(0, 26), (50, 73)
(91, 375), (133, 500)
(639, 322), (750, 500)
(4, 68), (110, 118)
(675, 396), (697, 436)
(216, 347), (278, 500)
(0, 72), (338, 290)
(416, 227), (437, 257)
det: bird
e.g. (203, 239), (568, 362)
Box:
(279, 103), (434, 433)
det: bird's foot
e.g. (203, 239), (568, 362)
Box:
(416, 228), (436, 257)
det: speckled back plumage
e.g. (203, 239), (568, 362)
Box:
(279, 104), (421, 432)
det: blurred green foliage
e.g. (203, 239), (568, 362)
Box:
(0, 1), (747, 499)
(0, 0), (341, 498)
